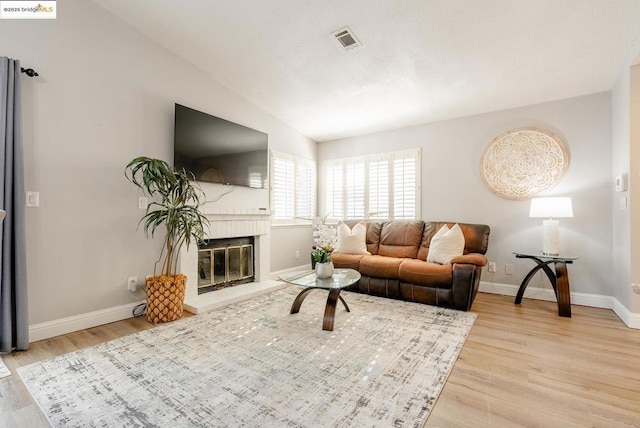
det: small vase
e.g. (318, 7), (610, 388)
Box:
(315, 261), (334, 279)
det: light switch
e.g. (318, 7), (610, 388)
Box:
(26, 191), (39, 207)
(615, 174), (628, 192)
(620, 195), (628, 209)
(138, 196), (148, 210)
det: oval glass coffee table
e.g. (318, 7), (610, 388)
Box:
(279, 268), (361, 331)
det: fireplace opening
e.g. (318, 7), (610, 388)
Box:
(197, 237), (254, 294)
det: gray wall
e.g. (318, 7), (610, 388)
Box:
(319, 93), (613, 297)
(269, 226), (315, 272)
(0, 0), (316, 324)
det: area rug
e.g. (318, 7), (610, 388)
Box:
(18, 287), (476, 427)
(0, 356), (10, 379)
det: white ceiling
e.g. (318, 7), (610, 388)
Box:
(94, 0), (640, 142)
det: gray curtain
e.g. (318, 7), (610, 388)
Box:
(0, 57), (28, 352)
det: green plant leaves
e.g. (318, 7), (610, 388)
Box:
(125, 157), (210, 276)
(311, 248), (331, 263)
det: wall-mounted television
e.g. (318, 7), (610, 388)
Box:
(174, 104), (268, 188)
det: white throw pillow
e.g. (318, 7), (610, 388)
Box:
(426, 224), (465, 265)
(335, 222), (370, 255)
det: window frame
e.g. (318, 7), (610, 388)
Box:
(270, 150), (316, 226)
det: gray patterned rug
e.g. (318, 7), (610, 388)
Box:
(18, 287), (475, 427)
(0, 356), (10, 379)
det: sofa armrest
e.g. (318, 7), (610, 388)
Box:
(451, 263), (483, 311)
(450, 253), (487, 267)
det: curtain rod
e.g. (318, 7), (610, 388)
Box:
(20, 67), (38, 77)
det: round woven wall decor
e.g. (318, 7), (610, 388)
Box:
(480, 127), (569, 200)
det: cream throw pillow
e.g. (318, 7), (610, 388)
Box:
(426, 224), (465, 265)
(335, 222), (370, 255)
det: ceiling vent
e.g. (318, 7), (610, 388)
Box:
(332, 27), (362, 50)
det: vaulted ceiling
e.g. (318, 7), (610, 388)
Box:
(95, 0), (640, 142)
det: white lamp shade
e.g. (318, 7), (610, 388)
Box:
(529, 197), (573, 218)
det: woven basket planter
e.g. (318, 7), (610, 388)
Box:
(145, 274), (186, 324)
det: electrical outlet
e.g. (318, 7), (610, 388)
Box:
(295, 250), (300, 259)
(128, 276), (137, 292)
(488, 262), (497, 273)
(632, 283), (640, 294)
(505, 264), (514, 275)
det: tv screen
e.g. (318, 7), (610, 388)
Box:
(174, 104), (268, 188)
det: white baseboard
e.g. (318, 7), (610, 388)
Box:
(479, 281), (614, 308)
(612, 299), (640, 329)
(270, 264), (312, 279)
(479, 281), (639, 329)
(29, 301), (145, 343)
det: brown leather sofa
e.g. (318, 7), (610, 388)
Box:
(331, 220), (490, 311)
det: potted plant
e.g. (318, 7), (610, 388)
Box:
(125, 156), (209, 324)
(311, 247), (334, 279)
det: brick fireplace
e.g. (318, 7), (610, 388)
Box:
(180, 208), (285, 314)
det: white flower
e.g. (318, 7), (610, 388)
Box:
(313, 220), (337, 253)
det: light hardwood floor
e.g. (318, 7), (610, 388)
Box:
(1, 292), (639, 427)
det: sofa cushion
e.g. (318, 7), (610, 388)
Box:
(359, 255), (404, 279)
(377, 220), (424, 259)
(398, 260), (453, 288)
(335, 222), (370, 255)
(344, 221), (383, 255)
(426, 224), (465, 264)
(330, 253), (366, 270)
(418, 222), (491, 259)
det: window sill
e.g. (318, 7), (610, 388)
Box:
(271, 222), (313, 229)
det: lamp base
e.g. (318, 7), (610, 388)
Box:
(542, 219), (560, 256)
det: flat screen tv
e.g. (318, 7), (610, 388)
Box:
(174, 104), (268, 188)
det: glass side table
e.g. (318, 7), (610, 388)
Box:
(513, 252), (579, 317)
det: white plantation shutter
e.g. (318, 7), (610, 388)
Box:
(272, 156), (294, 220)
(393, 152), (417, 219)
(345, 159), (365, 219)
(295, 161), (315, 219)
(271, 152), (315, 223)
(368, 157), (389, 219)
(325, 160), (344, 221)
(323, 148), (420, 221)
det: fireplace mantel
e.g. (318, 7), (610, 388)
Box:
(201, 206), (271, 216)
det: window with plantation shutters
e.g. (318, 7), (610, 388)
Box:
(271, 151), (316, 223)
(322, 148), (420, 221)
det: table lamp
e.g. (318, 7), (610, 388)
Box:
(529, 197), (573, 256)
